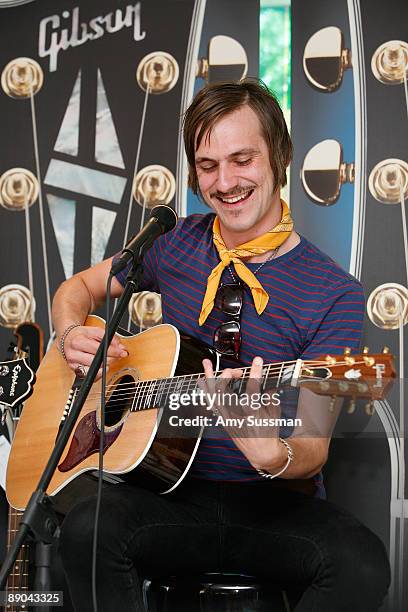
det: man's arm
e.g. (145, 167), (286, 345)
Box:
(258, 387), (337, 479)
(202, 357), (332, 480)
(253, 278), (364, 479)
(202, 276), (364, 480)
(52, 257), (127, 373)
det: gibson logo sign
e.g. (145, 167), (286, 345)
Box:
(38, 3), (146, 72)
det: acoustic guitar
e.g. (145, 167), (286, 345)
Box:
(6, 315), (395, 511)
(2, 323), (42, 611)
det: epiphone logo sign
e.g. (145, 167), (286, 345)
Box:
(10, 363), (21, 397)
(38, 2), (146, 72)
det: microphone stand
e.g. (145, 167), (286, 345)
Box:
(0, 257), (143, 589)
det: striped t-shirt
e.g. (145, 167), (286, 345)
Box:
(115, 213), (365, 496)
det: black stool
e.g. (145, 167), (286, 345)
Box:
(143, 573), (291, 611)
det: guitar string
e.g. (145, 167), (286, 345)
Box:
(122, 84), (151, 250)
(30, 84), (52, 337)
(127, 192), (147, 333)
(13, 510), (28, 588)
(7, 478), (29, 601)
(120, 84), (151, 330)
(7, 365), (37, 605)
(21, 516), (29, 591)
(62, 366), (373, 421)
(23, 189), (34, 297)
(399, 177), (408, 287)
(77, 357), (376, 399)
(10, 421), (16, 599)
(138, 190), (148, 231)
(73, 359), (373, 410)
(8, 428), (17, 598)
(3, 410), (28, 604)
(78, 357), (349, 398)
(401, 62), (408, 288)
(10, 415), (30, 597)
(8, 503), (13, 595)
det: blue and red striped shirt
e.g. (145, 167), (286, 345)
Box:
(115, 213), (365, 495)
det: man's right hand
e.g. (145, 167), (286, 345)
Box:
(60, 325), (128, 378)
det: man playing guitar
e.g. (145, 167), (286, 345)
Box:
(51, 80), (390, 611)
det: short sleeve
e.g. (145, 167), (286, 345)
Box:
(113, 239), (161, 292)
(300, 280), (365, 359)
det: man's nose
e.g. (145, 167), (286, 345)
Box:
(216, 163), (236, 193)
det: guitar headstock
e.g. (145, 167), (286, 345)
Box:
(300, 347), (396, 414)
(0, 358), (35, 408)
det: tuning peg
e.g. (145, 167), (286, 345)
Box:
(382, 346), (390, 354)
(372, 40), (408, 85)
(328, 396), (337, 412)
(343, 347), (355, 365)
(1, 57), (44, 99)
(325, 355), (336, 366)
(362, 344), (374, 366)
(365, 402), (375, 416)
(136, 52), (179, 93)
(301, 140), (354, 205)
(367, 283), (408, 329)
(132, 166), (176, 208)
(357, 383), (369, 394)
(338, 382), (349, 392)
(196, 35), (248, 82)
(347, 399), (356, 414)
(303, 26), (351, 92)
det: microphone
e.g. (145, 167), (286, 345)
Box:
(110, 205), (178, 275)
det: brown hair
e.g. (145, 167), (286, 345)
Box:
(183, 79), (292, 195)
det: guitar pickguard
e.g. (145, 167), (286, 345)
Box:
(58, 411), (122, 472)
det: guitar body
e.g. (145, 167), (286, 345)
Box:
(6, 313), (393, 513)
(7, 316), (218, 511)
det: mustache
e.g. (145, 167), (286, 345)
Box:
(210, 186), (255, 199)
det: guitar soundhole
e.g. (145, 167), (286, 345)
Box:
(105, 375), (136, 427)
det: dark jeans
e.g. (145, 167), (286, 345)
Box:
(59, 477), (390, 612)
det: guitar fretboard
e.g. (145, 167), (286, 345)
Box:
(6, 470), (29, 612)
(128, 358), (302, 412)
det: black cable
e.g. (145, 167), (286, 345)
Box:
(91, 273), (113, 612)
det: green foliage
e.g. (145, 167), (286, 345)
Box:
(259, 6), (291, 112)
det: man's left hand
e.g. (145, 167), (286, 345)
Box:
(201, 356), (288, 473)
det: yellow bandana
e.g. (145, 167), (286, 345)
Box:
(199, 199), (293, 326)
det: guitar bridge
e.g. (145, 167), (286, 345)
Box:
(56, 386), (78, 441)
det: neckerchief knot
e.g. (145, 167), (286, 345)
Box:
(199, 199), (293, 326)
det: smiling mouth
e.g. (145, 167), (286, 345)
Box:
(215, 188), (254, 205)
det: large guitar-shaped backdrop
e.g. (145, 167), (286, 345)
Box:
(0, 0), (259, 346)
(291, 1), (408, 609)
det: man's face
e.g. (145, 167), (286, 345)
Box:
(194, 105), (279, 240)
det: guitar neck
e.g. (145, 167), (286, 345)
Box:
(6, 507), (30, 612)
(125, 351), (395, 413)
(129, 358), (305, 412)
(6, 410), (29, 610)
